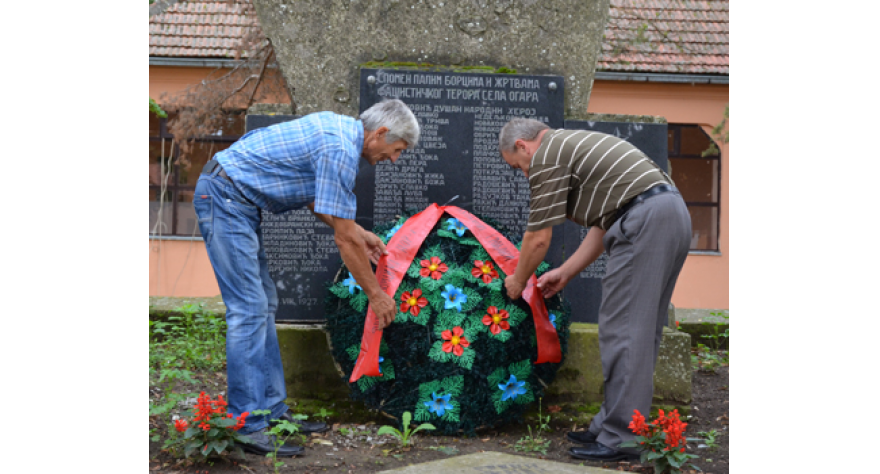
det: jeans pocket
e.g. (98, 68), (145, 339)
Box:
(193, 194), (214, 245)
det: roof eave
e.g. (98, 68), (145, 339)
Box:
(595, 71), (728, 85)
(149, 58), (728, 85)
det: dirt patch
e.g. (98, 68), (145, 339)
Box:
(149, 367), (728, 474)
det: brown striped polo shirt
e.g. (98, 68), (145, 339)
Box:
(526, 129), (672, 232)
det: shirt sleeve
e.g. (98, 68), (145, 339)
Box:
(526, 163), (572, 232)
(312, 145), (358, 220)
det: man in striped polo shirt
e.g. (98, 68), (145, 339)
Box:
(499, 118), (691, 461)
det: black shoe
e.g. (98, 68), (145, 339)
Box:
(270, 412), (330, 435)
(566, 430), (598, 444)
(569, 443), (638, 462)
(238, 428), (304, 457)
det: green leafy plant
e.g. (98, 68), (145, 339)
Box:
(695, 429), (720, 451)
(514, 398), (551, 455)
(692, 312), (729, 373)
(150, 304), (229, 451)
(620, 409), (701, 474)
(313, 407), (335, 421)
(165, 392), (251, 460)
(702, 312), (729, 352)
(253, 410), (307, 474)
(376, 411), (435, 447)
(692, 343), (726, 373)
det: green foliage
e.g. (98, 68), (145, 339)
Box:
(324, 210), (571, 435)
(149, 304), (227, 451)
(376, 411), (436, 447)
(253, 409), (308, 474)
(313, 407), (336, 421)
(513, 399), (551, 455)
(695, 429), (720, 451)
(702, 104), (729, 157)
(692, 312), (728, 372)
(150, 97), (168, 118)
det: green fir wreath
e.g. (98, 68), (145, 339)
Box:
(324, 210), (571, 435)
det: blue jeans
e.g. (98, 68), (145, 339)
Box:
(193, 169), (288, 434)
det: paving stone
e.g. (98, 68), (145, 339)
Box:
(377, 450), (621, 474)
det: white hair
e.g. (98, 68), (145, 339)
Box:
(498, 118), (550, 153)
(359, 99), (420, 149)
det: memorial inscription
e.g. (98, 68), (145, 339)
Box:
(357, 68), (563, 243)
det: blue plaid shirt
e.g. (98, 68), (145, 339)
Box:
(215, 112), (363, 218)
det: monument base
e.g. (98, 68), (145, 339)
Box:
(149, 298), (693, 418)
(274, 323), (692, 417)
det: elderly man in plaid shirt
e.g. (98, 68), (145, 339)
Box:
(193, 99), (420, 456)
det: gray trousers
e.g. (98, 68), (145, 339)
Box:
(589, 191), (691, 452)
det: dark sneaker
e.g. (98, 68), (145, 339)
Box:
(566, 430), (598, 444)
(271, 412), (330, 434)
(238, 428), (305, 457)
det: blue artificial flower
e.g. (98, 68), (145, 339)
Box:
(549, 313), (557, 330)
(342, 272), (362, 294)
(446, 218), (468, 237)
(440, 284), (467, 311)
(378, 356), (384, 374)
(386, 223), (402, 240)
(423, 392), (453, 417)
(498, 375), (527, 402)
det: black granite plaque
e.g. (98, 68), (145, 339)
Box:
(560, 120), (670, 323)
(244, 114), (340, 322)
(357, 68), (565, 246)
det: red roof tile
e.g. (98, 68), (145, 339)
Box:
(599, 0), (729, 75)
(149, 1), (260, 58)
(149, 0), (728, 76)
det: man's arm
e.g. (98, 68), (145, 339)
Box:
(308, 203), (387, 264)
(505, 226), (553, 299)
(309, 204), (395, 328)
(536, 227), (606, 299)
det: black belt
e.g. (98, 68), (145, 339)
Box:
(609, 183), (676, 228)
(201, 159), (232, 181)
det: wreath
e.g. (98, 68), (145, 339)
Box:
(324, 206), (571, 435)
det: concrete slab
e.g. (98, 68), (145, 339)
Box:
(377, 451), (620, 474)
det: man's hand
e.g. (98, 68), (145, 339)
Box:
(536, 268), (570, 299)
(505, 275), (526, 300)
(361, 229), (388, 265)
(369, 292), (396, 329)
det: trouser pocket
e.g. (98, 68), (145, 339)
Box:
(193, 192), (214, 245)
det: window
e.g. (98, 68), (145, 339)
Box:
(149, 112), (244, 237)
(667, 124), (721, 252)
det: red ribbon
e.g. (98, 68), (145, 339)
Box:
(349, 204), (562, 383)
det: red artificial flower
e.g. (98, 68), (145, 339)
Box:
(174, 419), (189, 433)
(400, 288), (428, 316)
(481, 306), (510, 335)
(441, 326), (470, 356)
(471, 260), (499, 284)
(419, 256), (448, 280)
